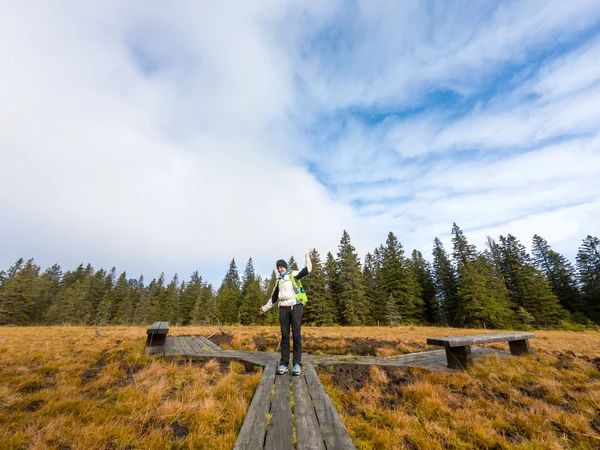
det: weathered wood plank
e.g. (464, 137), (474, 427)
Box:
(265, 372), (293, 450)
(197, 336), (223, 352)
(172, 336), (186, 355)
(164, 337), (176, 357)
(234, 361), (277, 450)
(192, 336), (209, 351)
(427, 332), (535, 347)
(304, 364), (356, 450)
(186, 336), (204, 355)
(292, 372), (325, 450)
(147, 321), (169, 334)
(180, 336), (197, 357)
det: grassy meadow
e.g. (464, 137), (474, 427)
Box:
(1, 325), (600, 449)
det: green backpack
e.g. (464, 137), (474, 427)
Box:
(280, 274), (308, 306)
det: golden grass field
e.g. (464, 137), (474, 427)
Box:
(1, 325), (600, 449)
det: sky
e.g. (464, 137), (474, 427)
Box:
(1, 1), (599, 286)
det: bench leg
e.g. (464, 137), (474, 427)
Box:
(509, 339), (531, 356)
(445, 345), (472, 369)
(146, 334), (166, 348)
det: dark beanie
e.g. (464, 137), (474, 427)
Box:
(276, 259), (288, 269)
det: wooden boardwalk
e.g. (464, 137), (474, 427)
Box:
(163, 335), (507, 372)
(233, 361), (355, 450)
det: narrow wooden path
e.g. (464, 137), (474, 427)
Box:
(163, 335), (507, 372)
(233, 361), (355, 450)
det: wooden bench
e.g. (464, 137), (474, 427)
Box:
(145, 321), (169, 353)
(426, 332), (535, 369)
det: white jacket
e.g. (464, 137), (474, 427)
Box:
(262, 252), (312, 311)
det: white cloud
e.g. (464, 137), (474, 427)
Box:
(289, 0), (600, 110)
(0, 2), (366, 282)
(531, 35), (600, 101)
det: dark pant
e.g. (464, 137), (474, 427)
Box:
(279, 304), (303, 365)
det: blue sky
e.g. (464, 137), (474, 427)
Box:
(1, 1), (599, 286)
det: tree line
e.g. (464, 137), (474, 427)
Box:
(0, 224), (598, 329)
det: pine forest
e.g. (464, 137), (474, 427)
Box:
(2, 225), (599, 329)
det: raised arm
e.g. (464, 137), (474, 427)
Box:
(294, 249), (314, 280)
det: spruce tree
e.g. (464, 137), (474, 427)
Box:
(411, 250), (441, 324)
(576, 235), (600, 323)
(532, 235), (582, 315)
(451, 223), (477, 266)
(45, 279), (93, 325)
(432, 237), (459, 326)
(384, 294), (401, 326)
(112, 272), (133, 324)
(130, 275), (147, 325)
(452, 227), (514, 328)
(62, 264), (93, 289)
(239, 258), (263, 325)
(95, 268), (116, 324)
(143, 274), (166, 324)
(153, 275), (180, 324)
(0, 259), (44, 325)
(335, 230), (367, 325)
(495, 234), (566, 326)
(371, 246), (386, 325)
(180, 272), (203, 325)
(288, 256), (299, 271)
(38, 264), (63, 323)
(192, 283), (217, 324)
(324, 251), (340, 325)
(302, 249), (335, 326)
(6, 258), (24, 279)
(380, 232), (424, 324)
(89, 269), (109, 322)
(362, 252), (378, 326)
(216, 259), (241, 324)
(455, 254), (515, 328)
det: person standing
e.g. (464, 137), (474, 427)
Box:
(260, 249), (313, 375)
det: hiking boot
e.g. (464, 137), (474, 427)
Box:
(292, 363), (301, 376)
(276, 364), (288, 375)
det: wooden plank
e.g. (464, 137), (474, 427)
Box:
(183, 351), (271, 367)
(192, 336), (209, 351)
(186, 337), (205, 355)
(292, 373), (325, 450)
(164, 337), (176, 357)
(172, 336), (186, 356)
(234, 361), (277, 450)
(158, 321), (169, 334)
(197, 336), (223, 352)
(304, 364), (356, 450)
(147, 321), (169, 335)
(147, 322), (159, 332)
(180, 336), (197, 357)
(265, 372), (293, 450)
